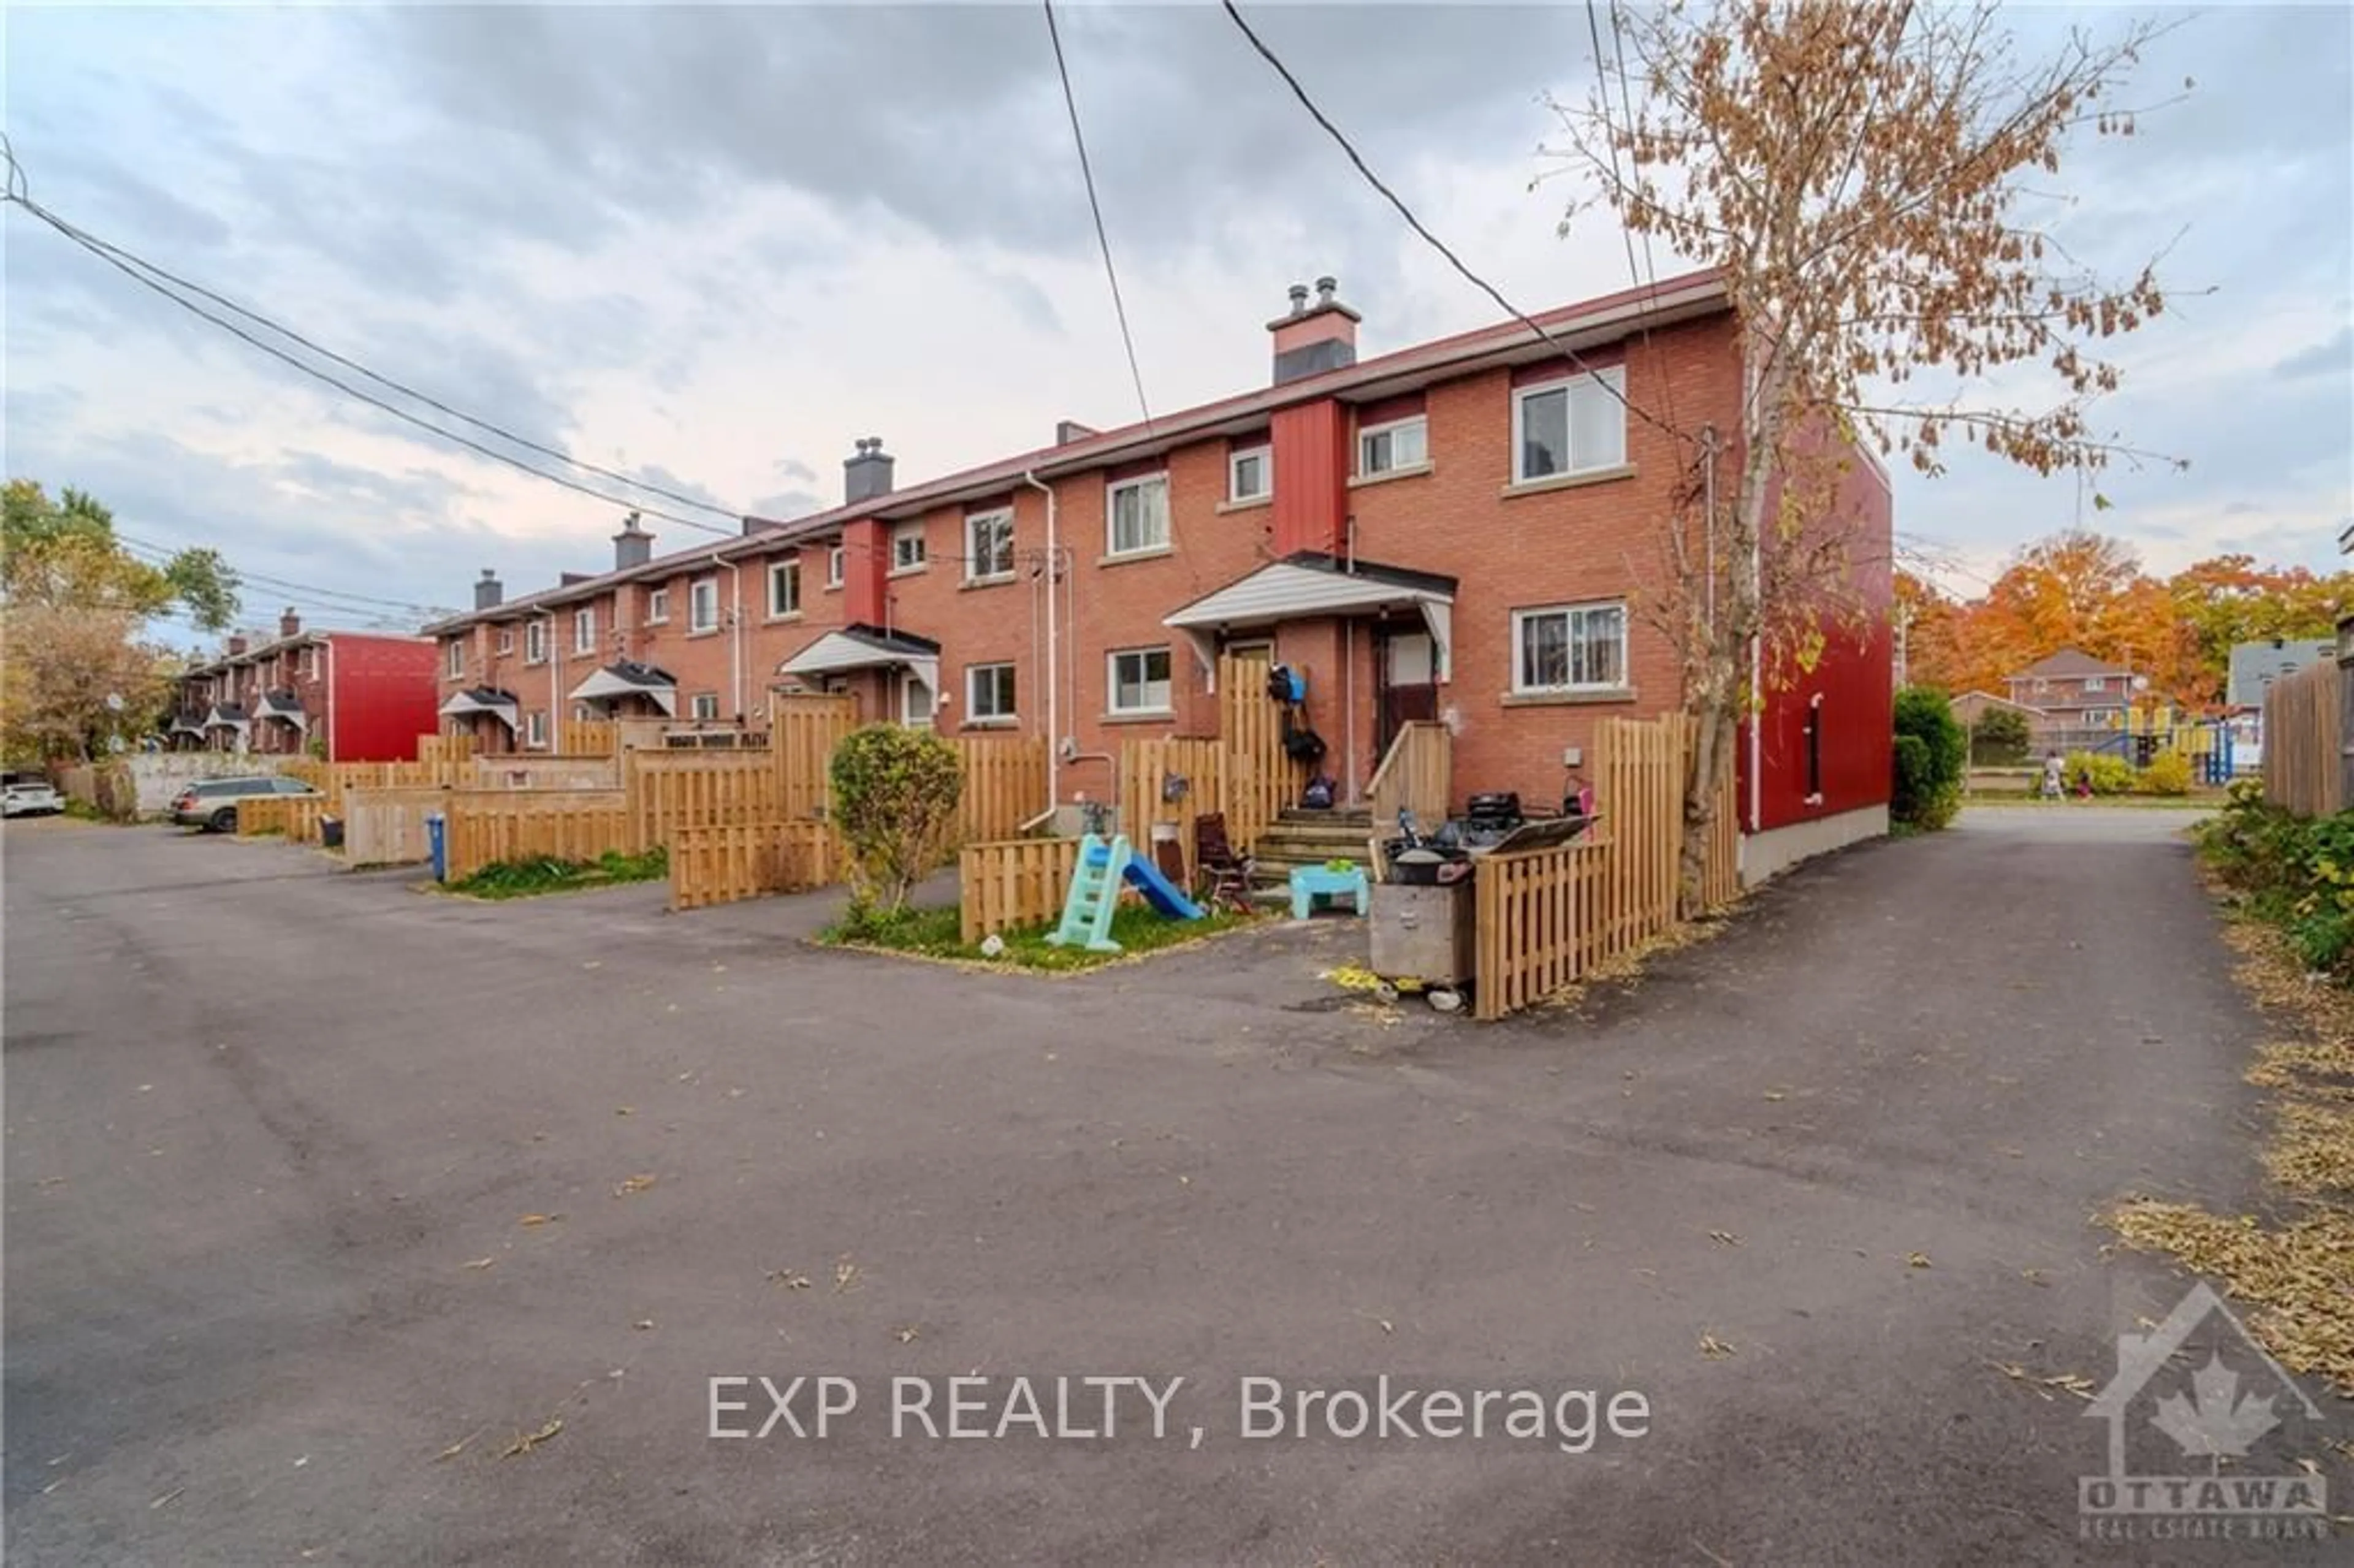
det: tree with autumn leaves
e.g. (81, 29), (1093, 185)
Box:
(1549, 0), (2186, 910)
(1903, 528), (2354, 710)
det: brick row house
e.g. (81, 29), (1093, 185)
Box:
(428, 270), (1894, 875)
(170, 611), (441, 762)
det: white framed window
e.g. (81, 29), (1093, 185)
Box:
(299, 646), (320, 679)
(525, 620), (549, 664)
(1228, 446), (1271, 503)
(688, 577), (720, 634)
(526, 710), (548, 749)
(495, 628), (515, 657)
(2082, 676), (2106, 692)
(891, 522), (927, 572)
(645, 587), (669, 624)
(901, 671), (935, 728)
(573, 606), (597, 655)
(446, 639), (464, 679)
(1108, 646), (1173, 715)
(690, 693), (721, 721)
(826, 544), (845, 588)
(1107, 474), (1170, 557)
(1512, 367), (1628, 482)
(1513, 602), (1628, 694)
(967, 662), (1016, 722)
(573, 703), (592, 722)
(768, 559), (801, 618)
(1357, 416), (1428, 476)
(965, 508), (1015, 581)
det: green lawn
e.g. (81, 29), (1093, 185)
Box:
(822, 899), (1253, 972)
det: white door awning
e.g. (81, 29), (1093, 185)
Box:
(777, 625), (942, 697)
(256, 695), (307, 733)
(1163, 552), (1455, 685)
(569, 662), (678, 716)
(439, 688), (520, 729)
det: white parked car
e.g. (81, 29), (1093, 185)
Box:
(2, 781), (66, 818)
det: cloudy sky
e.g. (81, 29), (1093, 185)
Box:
(6, 3), (2348, 646)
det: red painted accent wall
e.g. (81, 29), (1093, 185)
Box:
(1738, 444), (1895, 832)
(1268, 400), (1349, 557)
(328, 636), (440, 761)
(842, 519), (889, 626)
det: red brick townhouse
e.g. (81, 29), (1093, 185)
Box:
(428, 270), (1892, 878)
(170, 610), (441, 762)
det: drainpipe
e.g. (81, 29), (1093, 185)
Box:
(548, 615), (560, 751)
(731, 561), (745, 720)
(1022, 469), (1059, 807)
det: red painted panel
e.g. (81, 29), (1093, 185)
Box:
(326, 636), (440, 761)
(843, 519), (889, 626)
(1268, 399), (1349, 557)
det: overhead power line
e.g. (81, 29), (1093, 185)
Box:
(111, 535), (458, 621)
(1219, 0), (1683, 446)
(0, 146), (744, 540)
(1042, 0), (1154, 432)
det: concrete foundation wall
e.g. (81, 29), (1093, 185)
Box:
(1742, 804), (1888, 887)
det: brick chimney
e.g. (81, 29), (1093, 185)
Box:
(614, 510), (653, 571)
(226, 634), (249, 657)
(1056, 420), (1099, 446)
(278, 607), (301, 639)
(844, 438), (894, 504)
(474, 569), (504, 611)
(1268, 276), (1359, 385)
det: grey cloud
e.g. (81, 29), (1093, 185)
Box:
(773, 457), (820, 488)
(747, 489), (825, 523)
(2274, 326), (2352, 381)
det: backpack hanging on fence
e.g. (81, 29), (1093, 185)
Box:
(1280, 707), (1327, 764)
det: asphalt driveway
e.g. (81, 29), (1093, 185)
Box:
(4, 808), (2342, 1564)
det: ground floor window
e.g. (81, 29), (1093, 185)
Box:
(902, 671), (935, 728)
(967, 662), (1016, 722)
(1512, 601), (1627, 695)
(1109, 647), (1173, 715)
(525, 710), (548, 749)
(690, 693), (721, 721)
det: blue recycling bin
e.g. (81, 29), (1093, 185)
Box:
(426, 811), (448, 881)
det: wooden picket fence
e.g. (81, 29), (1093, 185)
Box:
(1472, 713), (1738, 1021)
(1116, 736), (1225, 886)
(953, 735), (1049, 845)
(341, 786), (449, 867)
(561, 718), (619, 756)
(668, 821), (840, 911)
(1367, 720), (1452, 859)
(2264, 658), (2344, 817)
(474, 755), (621, 791)
(1219, 649), (1292, 853)
(442, 788), (637, 883)
(959, 837), (1081, 943)
(775, 693), (855, 820)
(630, 750), (781, 845)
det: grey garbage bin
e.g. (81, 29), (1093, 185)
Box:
(320, 815), (345, 850)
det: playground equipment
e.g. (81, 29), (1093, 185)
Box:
(1045, 833), (1205, 953)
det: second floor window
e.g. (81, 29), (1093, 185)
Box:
(1358, 416), (1428, 477)
(573, 607), (597, 655)
(1514, 367), (1628, 482)
(525, 620), (549, 664)
(1229, 446), (1271, 503)
(689, 577), (720, 633)
(893, 522), (927, 571)
(447, 640), (465, 679)
(826, 544), (845, 588)
(495, 627), (515, 657)
(1107, 474), (1170, 557)
(646, 587), (669, 623)
(2082, 676), (2106, 692)
(769, 560), (801, 617)
(966, 509), (1015, 580)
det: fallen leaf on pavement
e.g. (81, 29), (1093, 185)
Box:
(634, 1319), (657, 1331)
(1906, 1252), (1933, 1269)
(1708, 1230), (1742, 1247)
(768, 1269), (812, 1290)
(1699, 1333), (1735, 1359)
(613, 1174), (657, 1197)
(518, 1214), (563, 1228)
(462, 1257), (497, 1271)
(500, 1418), (563, 1459)
(435, 1431), (480, 1463)
(150, 1488), (184, 1510)
(834, 1258), (863, 1293)
(895, 1325), (921, 1344)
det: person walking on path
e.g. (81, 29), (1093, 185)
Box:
(2041, 752), (2065, 802)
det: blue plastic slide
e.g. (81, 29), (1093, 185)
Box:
(1121, 854), (1205, 921)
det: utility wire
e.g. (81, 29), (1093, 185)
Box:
(111, 535), (457, 621)
(1042, 0), (1154, 432)
(1585, 0), (1680, 441)
(1219, 0), (1683, 445)
(0, 158), (742, 539)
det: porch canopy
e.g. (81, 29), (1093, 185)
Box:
(1163, 551), (1455, 685)
(169, 714), (208, 738)
(439, 687), (520, 731)
(777, 624), (940, 695)
(203, 703), (250, 732)
(569, 660), (677, 716)
(256, 690), (307, 732)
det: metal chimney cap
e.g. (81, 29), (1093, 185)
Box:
(1315, 275), (1338, 302)
(479, 568), (498, 580)
(1287, 283), (1310, 314)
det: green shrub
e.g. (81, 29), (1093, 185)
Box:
(2196, 786), (2354, 980)
(2062, 750), (2136, 796)
(2135, 751), (2193, 796)
(1970, 706), (2032, 766)
(1891, 687), (1965, 831)
(829, 724), (964, 919)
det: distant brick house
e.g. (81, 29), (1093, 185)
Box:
(169, 611), (440, 761)
(427, 270), (1895, 880)
(2005, 649), (2142, 735)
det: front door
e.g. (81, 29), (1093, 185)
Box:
(1378, 628), (1438, 753)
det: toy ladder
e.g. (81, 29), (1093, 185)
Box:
(1046, 832), (1129, 953)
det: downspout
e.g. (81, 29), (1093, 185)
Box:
(548, 615), (560, 751)
(731, 561), (745, 720)
(1022, 470), (1059, 807)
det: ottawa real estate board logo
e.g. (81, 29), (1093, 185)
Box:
(2080, 1282), (2331, 1542)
